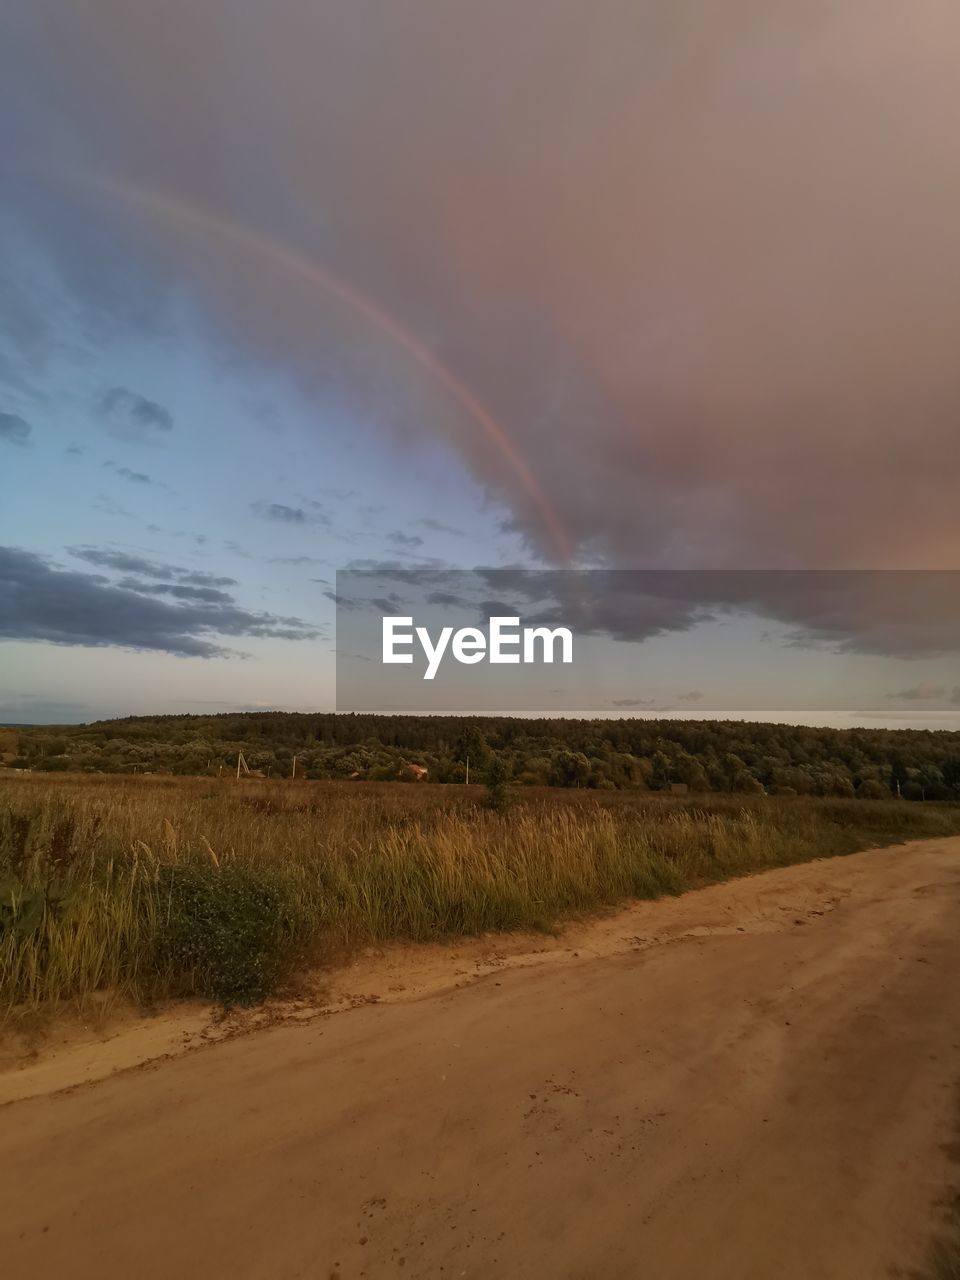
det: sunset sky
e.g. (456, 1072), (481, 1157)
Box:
(2, 2), (959, 725)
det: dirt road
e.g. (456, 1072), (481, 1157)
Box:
(3, 837), (960, 1280)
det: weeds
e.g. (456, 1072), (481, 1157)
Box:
(1, 774), (959, 1016)
(156, 864), (296, 1005)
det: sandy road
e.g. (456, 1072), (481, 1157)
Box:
(3, 838), (960, 1280)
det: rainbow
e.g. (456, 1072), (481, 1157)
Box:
(79, 173), (571, 561)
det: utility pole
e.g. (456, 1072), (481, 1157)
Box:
(465, 755), (469, 785)
(291, 755), (298, 780)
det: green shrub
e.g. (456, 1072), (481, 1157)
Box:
(156, 864), (294, 1005)
(483, 755), (511, 812)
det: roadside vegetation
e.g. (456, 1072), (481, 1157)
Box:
(3, 773), (960, 1016)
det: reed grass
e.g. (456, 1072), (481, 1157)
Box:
(2, 774), (959, 1014)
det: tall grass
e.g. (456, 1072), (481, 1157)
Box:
(2, 774), (959, 1014)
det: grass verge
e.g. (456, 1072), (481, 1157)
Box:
(2, 775), (960, 1014)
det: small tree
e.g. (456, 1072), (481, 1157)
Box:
(484, 754), (510, 811)
(549, 750), (590, 788)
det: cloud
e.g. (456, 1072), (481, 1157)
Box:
(101, 460), (172, 490)
(369, 594), (405, 613)
(467, 568), (960, 659)
(344, 555), (452, 571)
(389, 531), (424, 550)
(611, 697), (653, 708)
(426, 590), (471, 608)
(342, 566), (960, 659)
(887, 683), (947, 701)
(115, 578), (235, 605)
(0, 546), (320, 657)
(677, 690), (704, 702)
(0, 412), (31, 446)
(268, 554), (325, 566)
(97, 387), (173, 441)
(417, 518), (466, 538)
(6, 7), (960, 567)
(252, 502), (307, 524)
(881, 682), (960, 708)
(68, 546), (237, 587)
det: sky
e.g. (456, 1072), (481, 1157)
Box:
(1, 2), (959, 726)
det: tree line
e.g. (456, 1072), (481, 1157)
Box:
(3, 713), (960, 800)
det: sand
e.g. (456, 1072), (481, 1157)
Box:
(2, 835), (959, 1278)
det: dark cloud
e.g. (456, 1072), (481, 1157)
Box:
(97, 387), (173, 440)
(252, 502), (308, 525)
(101, 460), (172, 490)
(417, 518), (466, 538)
(389, 531), (424, 550)
(611, 697), (653, 708)
(68, 546), (237, 587)
(268, 555), (325, 566)
(0, 546), (320, 657)
(322, 587), (359, 611)
(340, 567), (960, 658)
(466, 568), (960, 659)
(0, 412), (31, 446)
(5, 7), (960, 566)
(115, 578), (234, 605)
(677, 690), (704, 702)
(344, 555), (452, 572)
(369, 594), (405, 613)
(426, 590), (471, 608)
(290, 498), (334, 527)
(180, 569), (238, 588)
(887, 683), (948, 701)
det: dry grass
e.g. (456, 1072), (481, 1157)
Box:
(3, 773), (960, 1015)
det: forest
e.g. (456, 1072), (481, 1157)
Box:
(3, 712), (960, 800)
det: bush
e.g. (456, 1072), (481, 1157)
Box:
(156, 864), (294, 1005)
(484, 755), (511, 811)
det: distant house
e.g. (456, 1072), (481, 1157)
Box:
(402, 762), (429, 781)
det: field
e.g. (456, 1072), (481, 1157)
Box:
(3, 771), (960, 1017)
